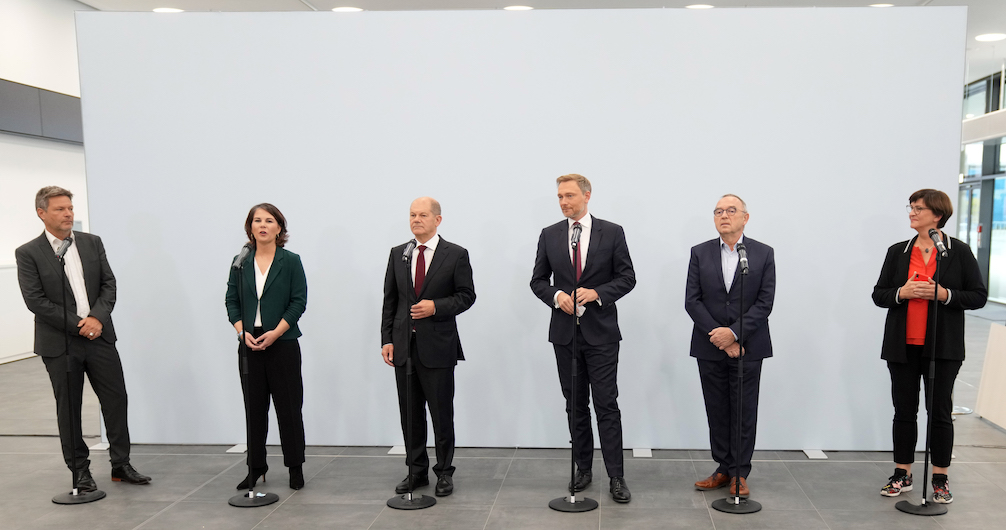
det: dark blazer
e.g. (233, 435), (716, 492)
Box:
(381, 237), (476, 369)
(872, 235), (986, 363)
(530, 216), (636, 346)
(685, 236), (775, 361)
(225, 247), (307, 341)
(16, 231), (118, 357)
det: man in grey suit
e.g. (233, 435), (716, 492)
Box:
(15, 186), (150, 492)
(685, 194), (775, 497)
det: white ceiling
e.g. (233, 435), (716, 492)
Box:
(76, 0), (1006, 83)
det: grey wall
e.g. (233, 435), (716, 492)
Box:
(75, 8), (965, 450)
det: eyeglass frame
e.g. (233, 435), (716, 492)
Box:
(906, 205), (932, 214)
(713, 207), (746, 217)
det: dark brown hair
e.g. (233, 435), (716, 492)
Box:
(909, 189), (953, 229)
(244, 203), (289, 247)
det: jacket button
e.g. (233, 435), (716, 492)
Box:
(725, 301), (731, 306)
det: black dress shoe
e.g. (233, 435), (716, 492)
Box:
(75, 467), (97, 493)
(569, 469), (592, 492)
(395, 474), (429, 494)
(289, 466), (304, 490)
(610, 477), (631, 503)
(236, 465), (268, 490)
(435, 475), (454, 497)
(111, 464), (151, 485)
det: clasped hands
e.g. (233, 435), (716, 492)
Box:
(709, 327), (743, 358)
(243, 329), (282, 351)
(556, 288), (598, 315)
(899, 278), (948, 302)
(77, 316), (102, 340)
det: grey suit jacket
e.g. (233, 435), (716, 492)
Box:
(15, 231), (117, 357)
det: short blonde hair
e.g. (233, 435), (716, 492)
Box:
(556, 174), (591, 194)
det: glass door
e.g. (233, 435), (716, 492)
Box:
(958, 185), (981, 256)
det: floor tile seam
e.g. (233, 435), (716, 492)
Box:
(781, 457), (832, 530)
(483, 452), (516, 530)
(131, 455), (248, 530)
(249, 483), (299, 530)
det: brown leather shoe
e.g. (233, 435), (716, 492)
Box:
(727, 477), (750, 496)
(694, 472), (729, 490)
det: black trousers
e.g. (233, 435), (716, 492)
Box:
(697, 357), (762, 479)
(238, 335), (305, 468)
(41, 336), (131, 471)
(553, 327), (624, 478)
(888, 344), (961, 468)
(395, 333), (456, 478)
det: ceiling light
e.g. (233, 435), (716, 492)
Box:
(332, 7), (363, 12)
(504, 6), (534, 10)
(685, 4), (714, 8)
(965, 114), (975, 119)
(976, 34), (1006, 42)
(868, 4), (894, 7)
(152, 8), (183, 13)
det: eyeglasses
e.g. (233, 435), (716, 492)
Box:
(713, 207), (743, 217)
(906, 205), (931, 214)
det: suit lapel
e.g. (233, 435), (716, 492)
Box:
(552, 221), (576, 279)
(261, 249), (285, 296)
(35, 233), (65, 278)
(580, 217), (601, 278)
(419, 240), (449, 298)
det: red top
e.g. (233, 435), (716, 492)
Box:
(906, 246), (938, 345)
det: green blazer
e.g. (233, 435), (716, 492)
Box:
(225, 246), (307, 341)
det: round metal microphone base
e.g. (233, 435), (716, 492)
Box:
(387, 493), (437, 510)
(53, 489), (106, 505)
(711, 496), (762, 514)
(228, 491), (279, 507)
(549, 495), (598, 512)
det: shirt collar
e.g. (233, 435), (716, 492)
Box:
(567, 212), (591, 230)
(720, 234), (744, 252)
(44, 229), (70, 250)
(417, 233), (440, 251)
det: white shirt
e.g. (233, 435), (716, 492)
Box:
(254, 257), (272, 327)
(720, 234), (743, 293)
(411, 233), (439, 286)
(45, 230), (90, 320)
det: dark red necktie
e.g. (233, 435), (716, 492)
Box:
(573, 222), (582, 282)
(414, 245), (427, 296)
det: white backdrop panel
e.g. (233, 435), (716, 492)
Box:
(75, 8), (965, 449)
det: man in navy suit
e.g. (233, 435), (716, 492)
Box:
(531, 174), (636, 503)
(686, 194), (775, 497)
(16, 186), (150, 493)
(382, 197), (476, 497)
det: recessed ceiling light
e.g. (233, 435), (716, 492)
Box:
(685, 4), (714, 8)
(869, 3), (894, 7)
(504, 6), (534, 10)
(332, 7), (363, 12)
(965, 114), (975, 119)
(152, 7), (183, 13)
(976, 33), (1006, 42)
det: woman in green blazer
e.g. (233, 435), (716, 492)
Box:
(225, 203), (308, 490)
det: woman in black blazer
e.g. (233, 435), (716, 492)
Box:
(225, 203), (308, 490)
(872, 189), (986, 504)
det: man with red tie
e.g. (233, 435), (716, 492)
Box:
(531, 174), (637, 503)
(381, 197), (476, 498)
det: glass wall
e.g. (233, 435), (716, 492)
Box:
(964, 142), (984, 177)
(963, 79), (988, 119)
(989, 177), (1006, 303)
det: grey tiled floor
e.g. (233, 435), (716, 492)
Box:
(2, 313), (1005, 529)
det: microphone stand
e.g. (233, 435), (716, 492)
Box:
(712, 248), (761, 514)
(229, 251), (279, 508)
(550, 231), (598, 513)
(388, 243), (436, 510)
(53, 244), (106, 505)
(896, 240), (948, 516)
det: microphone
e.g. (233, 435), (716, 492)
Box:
(231, 242), (253, 269)
(928, 229), (948, 257)
(571, 223), (582, 250)
(736, 242), (749, 274)
(402, 239), (417, 263)
(55, 237), (73, 259)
